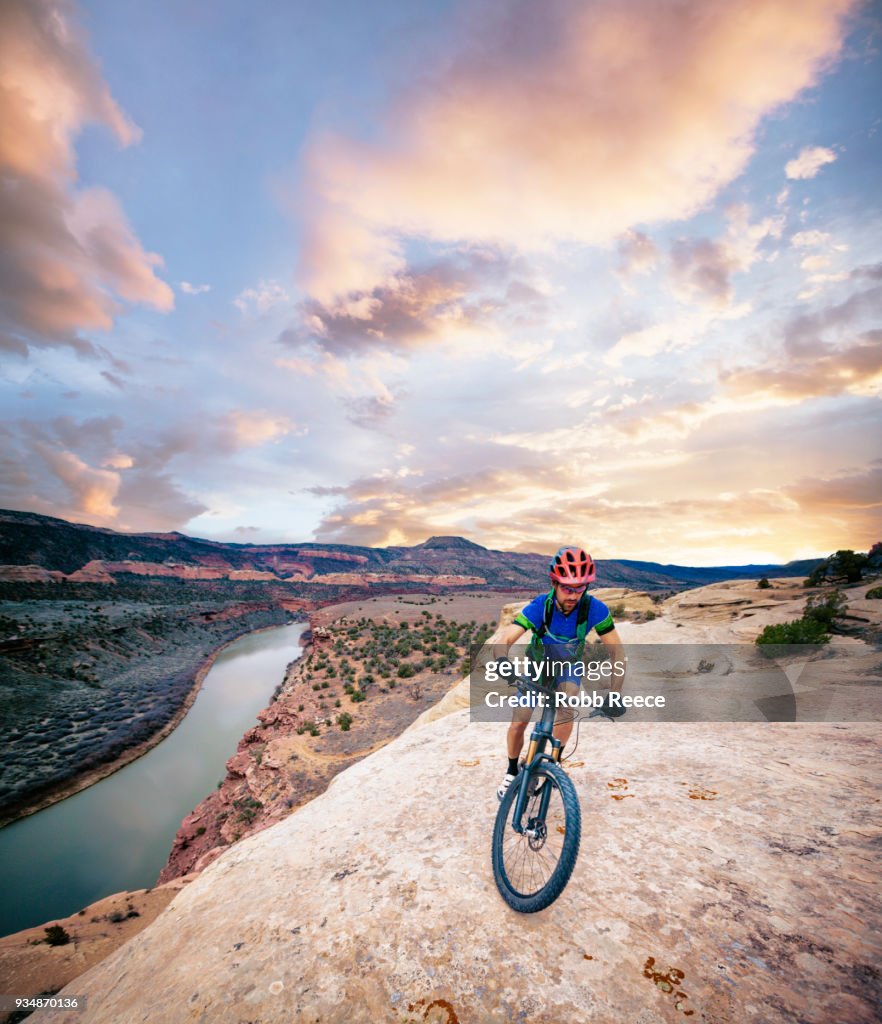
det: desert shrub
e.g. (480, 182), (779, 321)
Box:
(350, 690), (366, 703)
(397, 664), (416, 678)
(866, 586), (882, 599)
(756, 618), (829, 646)
(44, 924), (70, 946)
(337, 712), (353, 731)
(806, 549), (869, 586)
(233, 795), (263, 822)
(804, 589), (847, 630)
(757, 577), (771, 589)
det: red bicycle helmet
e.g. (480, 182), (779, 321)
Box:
(549, 546), (596, 585)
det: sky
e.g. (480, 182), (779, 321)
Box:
(0, 0), (880, 566)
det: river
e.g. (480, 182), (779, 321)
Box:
(0, 621), (306, 937)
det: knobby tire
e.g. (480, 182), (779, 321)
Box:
(491, 761), (581, 913)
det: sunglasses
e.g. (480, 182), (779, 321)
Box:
(557, 584), (587, 596)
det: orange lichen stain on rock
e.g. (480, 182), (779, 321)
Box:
(678, 781), (718, 800)
(406, 997), (460, 1023)
(642, 956), (695, 1017)
(456, 759), (480, 768)
(608, 778), (634, 799)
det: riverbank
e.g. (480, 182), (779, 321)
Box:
(0, 617), (300, 830)
(157, 590), (515, 881)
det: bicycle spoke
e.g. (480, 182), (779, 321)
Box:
(493, 760), (581, 912)
(498, 773), (569, 896)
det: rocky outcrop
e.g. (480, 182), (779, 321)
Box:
(0, 564), (66, 583)
(31, 714), (881, 1024)
(311, 572), (486, 585)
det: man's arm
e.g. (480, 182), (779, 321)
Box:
(598, 626), (626, 694)
(495, 623), (527, 649)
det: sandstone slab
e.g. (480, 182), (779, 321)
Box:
(31, 716), (881, 1024)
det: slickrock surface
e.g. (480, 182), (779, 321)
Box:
(32, 712), (881, 1023)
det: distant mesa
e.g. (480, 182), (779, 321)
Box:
(415, 536), (488, 551)
(0, 508), (824, 591)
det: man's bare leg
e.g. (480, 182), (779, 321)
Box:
(552, 681), (579, 753)
(507, 708), (531, 761)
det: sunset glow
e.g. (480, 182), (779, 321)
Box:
(1, 0), (879, 564)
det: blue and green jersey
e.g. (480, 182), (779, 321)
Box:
(514, 592), (615, 658)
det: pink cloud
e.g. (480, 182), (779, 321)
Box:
(617, 230), (660, 279)
(0, 0), (173, 354)
(36, 444), (121, 522)
(298, 0), (856, 303)
(281, 249), (530, 354)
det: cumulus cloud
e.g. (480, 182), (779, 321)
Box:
(309, 460), (577, 547)
(233, 279), (290, 315)
(345, 394), (398, 430)
(782, 463), (882, 549)
(718, 279), (882, 401)
(0, 0), (174, 354)
(606, 302), (751, 364)
(785, 145), (838, 179)
(791, 229), (833, 247)
(288, 262), (487, 353)
(668, 206), (784, 307)
(785, 462), (882, 513)
(35, 444), (121, 521)
(114, 471), (207, 531)
(297, 0), (855, 304)
(617, 230), (660, 279)
(280, 248), (532, 354)
(670, 238), (740, 307)
(2, 414), (206, 531)
(722, 329), (882, 401)
(800, 254), (833, 272)
(224, 410), (306, 448)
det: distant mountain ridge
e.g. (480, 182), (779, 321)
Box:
(0, 509), (822, 590)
